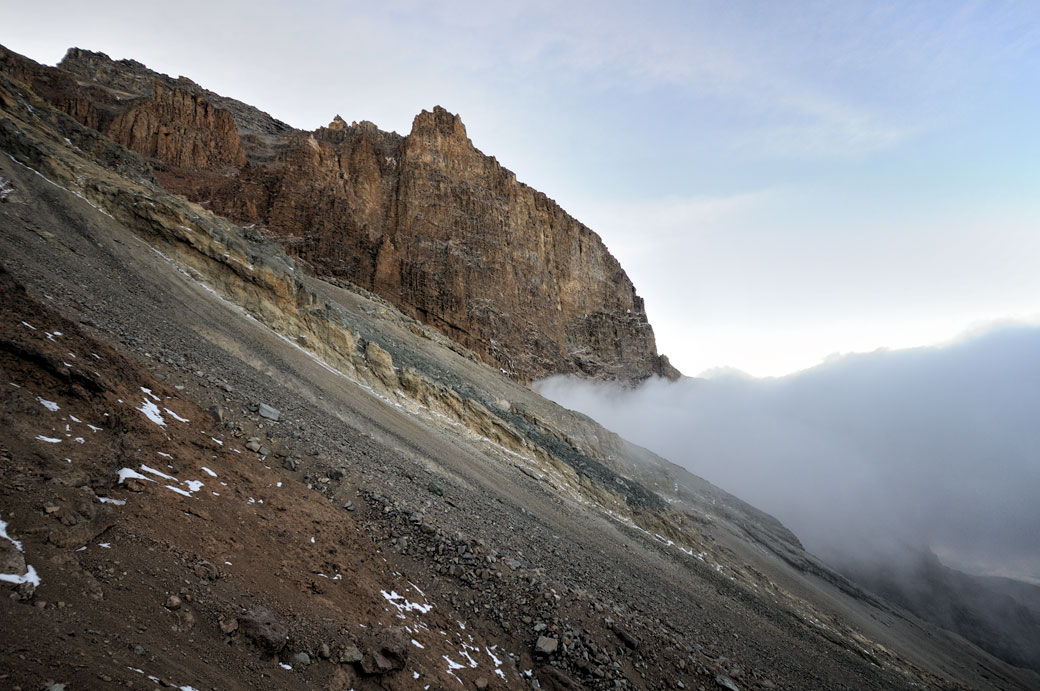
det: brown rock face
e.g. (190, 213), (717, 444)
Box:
(106, 82), (246, 170)
(3, 44), (680, 382)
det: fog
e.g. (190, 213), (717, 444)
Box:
(537, 323), (1040, 584)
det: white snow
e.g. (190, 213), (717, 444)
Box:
(35, 435), (62, 443)
(165, 408), (189, 423)
(97, 497), (126, 505)
(381, 589), (433, 615)
(211, 437), (223, 445)
(158, 452), (172, 459)
(68, 415), (82, 423)
(37, 397), (60, 411)
(138, 399), (166, 427)
(0, 517), (24, 552)
(73, 437), (85, 443)
(98, 543), (111, 548)
(279, 663), (292, 670)
(117, 467), (153, 484)
(411, 639), (425, 649)
(140, 464), (176, 481)
(201, 466), (217, 477)
(183, 480), (204, 492)
(275, 481), (282, 487)
(141, 387), (161, 402)
(87, 424), (103, 432)
(0, 564), (40, 587)
(21, 321), (36, 330)
(166, 485), (192, 497)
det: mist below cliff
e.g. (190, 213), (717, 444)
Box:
(537, 322), (1040, 586)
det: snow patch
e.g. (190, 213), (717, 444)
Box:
(35, 435), (61, 443)
(37, 397), (60, 411)
(165, 408), (189, 423)
(138, 399), (166, 427)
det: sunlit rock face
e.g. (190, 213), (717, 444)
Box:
(25, 46), (679, 384)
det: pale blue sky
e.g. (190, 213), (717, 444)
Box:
(6, 1), (1040, 375)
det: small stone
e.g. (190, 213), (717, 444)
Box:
(475, 677), (489, 690)
(194, 560), (219, 580)
(343, 501), (354, 511)
(133, 644), (145, 656)
(257, 446), (272, 456)
(245, 440), (262, 452)
(715, 675), (741, 691)
(318, 642), (331, 659)
(165, 595), (181, 610)
(534, 636), (558, 656)
(340, 645), (362, 664)
(258, 404), (281, 421)
(533, 622), (547, 633)
(206, 405), (226, 424)
(291, 652), (311, 666)
(283, 458), (298, 471)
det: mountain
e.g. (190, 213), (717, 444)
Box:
(1, 45), (678, 384)
(1, 44), (1038, 690)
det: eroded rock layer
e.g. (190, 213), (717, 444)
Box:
(3, 45), (678, 382)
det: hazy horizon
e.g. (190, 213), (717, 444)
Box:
(538, 321), (1040, 586)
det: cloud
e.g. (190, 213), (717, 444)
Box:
(536, 321), (1040, 583)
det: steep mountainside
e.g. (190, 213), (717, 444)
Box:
(0, 45), (678, 383)
(2, 49), (1038, 691)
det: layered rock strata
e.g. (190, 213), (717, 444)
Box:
(1, 44), (678, 383)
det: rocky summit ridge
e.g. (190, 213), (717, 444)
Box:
(2, 45), (679, 384)
(2, 42), (1038, 691)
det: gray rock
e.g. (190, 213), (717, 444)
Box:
(535, 635), (558, 655)
(715, 675), (741, 691)
(207, 404), (225, 423)
(258, 403), (282, 421)
(283, 458), (298, 471)
(245, 439), (262, 452)
(165, 595), (182, 610)
(258, 446), (272, 456)
(340, 644), (363, 664)
(240, 606), (289, 654)
(292, 651), (311, 666)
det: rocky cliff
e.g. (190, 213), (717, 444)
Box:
(5, 45), (679, 383)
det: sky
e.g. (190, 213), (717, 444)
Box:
(4, 1), (1040, 376)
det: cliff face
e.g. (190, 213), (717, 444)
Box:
(6, 45), (679, 382)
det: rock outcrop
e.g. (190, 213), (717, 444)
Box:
(3, 44), (679, 383)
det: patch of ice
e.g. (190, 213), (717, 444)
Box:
(310, 537), (315, 543)
(87, 424), (102, 432)
(166, 485), (192, 497)
(21, 321), (35, 330)
(413, 671), (420, 679)
(165, 408), (189, 423)
(411, 639), (425, 649)
(201, 467), (217, 477)
(141, 387), (161, 402)
(211, 437), (223, 445)
(37, 397), (60, 411)
(140, 464), (176, 481)
(98, 543), (111, 548)
(275, 481), (282, 487)
(35, 435), (61, 443)
(98, 497), (126, 505)
(183, 480), (204, 493)
(211, 492), (220, 496)
(138, 399), (166, 427)
(225, 561), (232, 565)
(279, 663), (292, 670)
(53, 331), (62, 336)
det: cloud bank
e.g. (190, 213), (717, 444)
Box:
(537, 323), (1040, 583)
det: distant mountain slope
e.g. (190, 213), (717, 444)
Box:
(1, 44), (678, 384)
